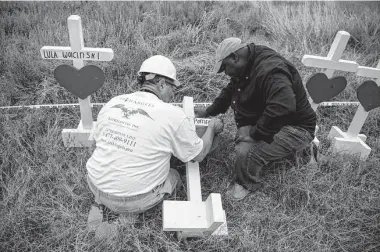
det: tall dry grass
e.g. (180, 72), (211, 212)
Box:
(1, 1), (380, 251)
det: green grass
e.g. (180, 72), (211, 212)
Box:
(1, 1), (380, 251)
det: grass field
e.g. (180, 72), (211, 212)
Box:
(1, 1), (380, 251)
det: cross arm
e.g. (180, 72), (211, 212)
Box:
(302, 55), (358, 72)
(356, 66), (380, 79)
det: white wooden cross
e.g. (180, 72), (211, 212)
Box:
(40, 15), (114, 147)
(301, 31), (363, 147)
(328, 59), (380, 160)
(163, 96), (228, 239)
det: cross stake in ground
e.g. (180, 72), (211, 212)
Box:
(40, 15), (114, 147)
(328, 60), (380, 160)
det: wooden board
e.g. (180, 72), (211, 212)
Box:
(163, 201), (209, 231)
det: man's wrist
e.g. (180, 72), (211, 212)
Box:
(204, 107), (211, 117)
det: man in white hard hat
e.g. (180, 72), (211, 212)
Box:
(86, 55), (224, 226)
(196, 38), (317, 200)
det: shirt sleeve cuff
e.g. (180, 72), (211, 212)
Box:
(181, 139), (204, 163)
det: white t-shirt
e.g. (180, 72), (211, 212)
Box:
(86, 92), (203, 197)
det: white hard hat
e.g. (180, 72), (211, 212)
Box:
(138, 55), (180, 87)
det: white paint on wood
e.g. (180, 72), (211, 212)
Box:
(302, 31), (356, 148)
(162, 199), (226, 235)
(40, 15), (114, 131)
(356, 66), (380, 79)
(62, 120), (96, 147)
(79, 96), (93, 130)
(327, 31), (350, 61)
(328, 125), (370, 161)
(182, 96), (202, 202)
(332, 136), (371, 161)
(204, 194), (225, 233)
(356, 61), (380, 84)
(182, 96), (195, 118)
(328, 126), (367, 142)
(211, 210), (228, 236)
(69, 16), (90, 129)
(162, 96), (228, 238)
(324, 31), (354, 77)
(302, 31), (357, 76)
(302, 57), (358, 73)
(185, 161), (202, 202)
(163, 201), (208, 231)
(338, 59), (380, 145)
(346, 106), (369, 138)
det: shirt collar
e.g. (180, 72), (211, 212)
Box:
(134, 91), (162, 102)
(238, 43), (255, 80)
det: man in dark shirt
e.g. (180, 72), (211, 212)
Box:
(196, 37), (317, 200)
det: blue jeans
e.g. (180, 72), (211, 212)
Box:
(234, 125), (313, 191)
(87, 169), (181, 214)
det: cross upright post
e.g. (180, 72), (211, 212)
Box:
(40, 15), (114, 147)
(302, 31), (358, 111)
(329, 59), (380, 160)
(69, 15), (92, 129)
(348, 60), (380, 138)
(301, 31), (361, 148)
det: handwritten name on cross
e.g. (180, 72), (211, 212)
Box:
(346, 60), (380, 139)
(302, 31), (358, 111)
(40, 15), (114, 129)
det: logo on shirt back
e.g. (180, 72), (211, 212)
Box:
(111, 104), (154, 120)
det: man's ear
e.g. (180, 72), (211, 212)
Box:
(157, 78), (166, 90)
(232, 52), (239, 62)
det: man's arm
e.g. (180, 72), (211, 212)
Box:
(171, 118), (223, 163)
(192, 118), (223, 162)
(197, 82), (233, 118)
(250, 73), (296, 142)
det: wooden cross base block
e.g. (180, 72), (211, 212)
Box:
(62, 120), (96, 147)
(328, 126), (371, 160)
(163, 193), (228, 238)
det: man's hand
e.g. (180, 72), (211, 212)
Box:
(194, 108), (209, 118)
(235, 125), (255, 144)
(209, 118), (224, 135)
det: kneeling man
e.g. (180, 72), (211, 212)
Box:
(196, 38), (317, 200)
(86, 55), (223, 221)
